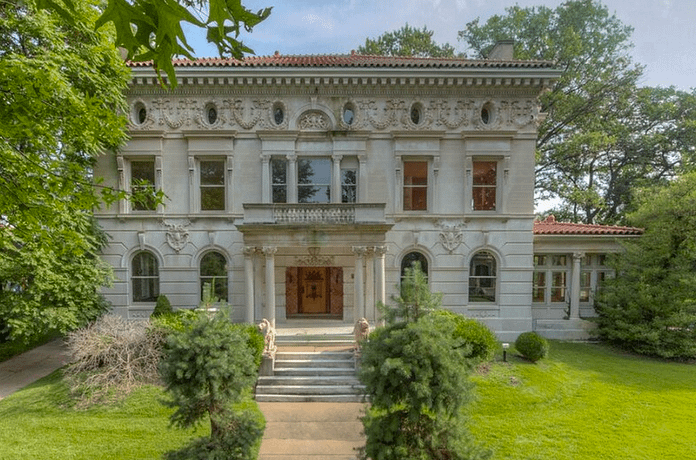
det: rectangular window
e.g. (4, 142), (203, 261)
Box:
(200, 160), (225, 211)
(472, 160), (497, 211)
(131, 159), (156, 211)
(341, 168), (357, 203)
(298, 157), (331, 203)
(271, 158), (287, 203)
(403, 161), (427, 211)
(551, 271), (567, 302)
(533, 271), (546, 303)
(580, 271), (592, 302)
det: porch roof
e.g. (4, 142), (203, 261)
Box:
(533, 215), (643, 236)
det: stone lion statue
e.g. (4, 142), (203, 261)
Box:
(353, 317), (370, 350)
(257, 318), (276, 358)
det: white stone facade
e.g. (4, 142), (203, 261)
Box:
(92, 53), (596, 341)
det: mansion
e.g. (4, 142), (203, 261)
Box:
(94, 44), (641, 341)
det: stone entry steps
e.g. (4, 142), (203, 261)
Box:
(256, 350), (365, 403)
(255, 330), (366, 403)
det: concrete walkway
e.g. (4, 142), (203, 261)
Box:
(258, 402), (365, 460)
(0, 339), (70, 400)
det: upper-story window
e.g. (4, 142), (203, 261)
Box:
(298, 157), (331, 203)
(271, 158), (287, 203)
(200, 160), (225, 211)
(403, 160), (428, 211)
(132, 251), (159, 302)
(131, 159), (156, 211)
(472, 160), (497, 211)
(341, 168), (357, 203)
(469, 251), (497, 303)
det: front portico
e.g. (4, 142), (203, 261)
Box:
(238, 203), (392, 327)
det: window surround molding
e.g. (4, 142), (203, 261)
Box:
(259, 132), (367, 204)
(467, 247), (501, 304)
(185, 134), (234, 214)
(394, 135), (441, 213)
(464, 135), (512, 214)
(116, 153), (163, 215)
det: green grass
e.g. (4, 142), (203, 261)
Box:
(469, 341), (696, 460)
(0, 371), (209, 460)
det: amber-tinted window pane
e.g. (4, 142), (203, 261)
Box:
(200, 160), (225, 210)
(551, 271), (567, 302)
(533, 271), (546, 302)
(472, 161), (497, 211)
(403, 161), (427, 211)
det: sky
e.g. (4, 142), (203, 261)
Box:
(187, 0), (695, 91)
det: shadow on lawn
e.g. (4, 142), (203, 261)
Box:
(543, 341), (696, 391)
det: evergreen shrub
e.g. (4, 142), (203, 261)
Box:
(160, 310), (264, 459)
(515, 331), (549, 363)
(430, 310), (498, 361)
(151, 295), (173, 317)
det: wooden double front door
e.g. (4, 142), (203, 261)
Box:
(286, 267), (343, 317)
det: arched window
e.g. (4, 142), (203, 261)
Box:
(401, 251), (428, 281)
(132, 251), (159, 302)
(200, 251), (228, 302)
(469, 251), (496, 302)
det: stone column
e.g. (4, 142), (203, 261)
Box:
(332, 154), (343, 203)
(263, 246), (278, 327)
(243, 246), (256, 324)
(352, 246), (366, 319)
(374, 246), (387, 308)
(261, 154), (271, 203)
(365, 248), (375, 321)
(570, 252), (583, 319)
(287, 154), (297, 203)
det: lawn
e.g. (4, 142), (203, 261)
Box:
(469, 341), (696, 460)
(0, 371), (209, 460)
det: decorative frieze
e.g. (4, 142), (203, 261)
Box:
(127, 96), (544, 133)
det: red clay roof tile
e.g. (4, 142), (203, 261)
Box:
(127, 53), (556, 69)
(534, 215), (643, 236)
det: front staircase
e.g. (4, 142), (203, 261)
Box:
(255, 328), (367, 403)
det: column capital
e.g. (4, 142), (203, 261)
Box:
(243, 246), (258, 257)
(373, 246), (388, 257)
(573, 251), (585, 261)
(260, 153), (271, 163)
(352, 246), (368, 258)
(332, 153), (344, 162)
(262, 246), (278, 257)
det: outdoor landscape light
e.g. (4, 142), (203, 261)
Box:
(502, 343), (510, 362)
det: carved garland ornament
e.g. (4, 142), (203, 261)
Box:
(129, 97), (543, 132)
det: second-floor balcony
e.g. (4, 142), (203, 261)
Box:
(242, 203), (386, 225)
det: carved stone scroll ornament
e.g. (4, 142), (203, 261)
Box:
(298, 111), (331, 130)
(296, 247), (334, 266)
(162, 220), (190, 253)
(438, 220), (466, 253)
